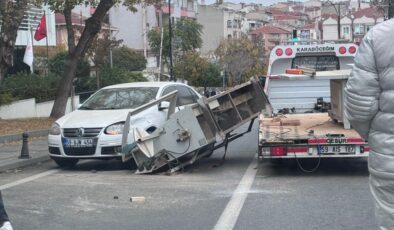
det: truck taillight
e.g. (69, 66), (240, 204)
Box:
(285, 48), (293, 56)
(360, 146), (370, 153)
(349, 46), (357, 54)
(271, 147), (287, 156)
(339, 46), (347, 54)
(275, 48), (283, 56)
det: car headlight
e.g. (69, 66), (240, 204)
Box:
(49, 123), (61, 135)
(105, 122), (125, 135)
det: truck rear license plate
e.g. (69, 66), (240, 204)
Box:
(64, 138), (94, 147)
(318, 145), (355, 154)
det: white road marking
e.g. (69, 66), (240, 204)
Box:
(213, 157), (258, 230)
(0, 169), (60, 190)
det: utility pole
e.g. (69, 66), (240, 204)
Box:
(338, 3), (341, 39)
(168, 0), (174, 81)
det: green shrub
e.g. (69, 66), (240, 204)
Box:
(0, 72), (61, 104)
(49, 52), (90, 77)
(98, 66), (147, 88)
(0, 93), (15, 106)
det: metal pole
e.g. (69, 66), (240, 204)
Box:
(158, 6), (163, 82)
(109, 9), (113, 69)
(389, 0), (394, 19)
(337, 3), (341, 40)
(142, 4), (147, 58)
(158, 26), (164, 82)
(168, 0), (174, 81)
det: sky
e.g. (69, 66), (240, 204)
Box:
(203, 0), (305, 6)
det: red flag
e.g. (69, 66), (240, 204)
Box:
(34, 15), (47, 41)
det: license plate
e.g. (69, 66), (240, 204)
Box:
(318, 145), (355, 154)
(64, 138), (94, 147)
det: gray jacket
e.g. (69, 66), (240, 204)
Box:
(344, 20), (394, 176)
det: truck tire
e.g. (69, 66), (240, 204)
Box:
(51, 157), (79, 168)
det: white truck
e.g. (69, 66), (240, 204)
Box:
(258, 42), (369, 166)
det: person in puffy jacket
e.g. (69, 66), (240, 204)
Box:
(344, 19), (394, 230)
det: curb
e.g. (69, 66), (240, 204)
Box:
(0, 155), (51, 172)
(0, 129), (49, 144)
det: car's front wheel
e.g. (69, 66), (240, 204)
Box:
(51, 157), (79, 168)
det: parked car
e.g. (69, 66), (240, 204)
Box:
(48, 82), (201, 167)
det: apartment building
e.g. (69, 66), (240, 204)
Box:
(197, 5), (244, 55)
(249, 25), (291, 57)
(322, 7), (384, 42)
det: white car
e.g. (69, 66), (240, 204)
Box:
(48, 82), (201, 167)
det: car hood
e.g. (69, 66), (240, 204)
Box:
(56, 109), (133, 128)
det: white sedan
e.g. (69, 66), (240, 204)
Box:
(48, 82), (201, 167)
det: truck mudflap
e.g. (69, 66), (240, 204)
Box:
(121, 77), (270, 173)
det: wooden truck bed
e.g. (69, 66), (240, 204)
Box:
(259, 113), (362, 142)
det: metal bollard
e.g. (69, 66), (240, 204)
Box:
(19, 132), (31, 159)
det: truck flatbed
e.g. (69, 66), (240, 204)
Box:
(259, 113), (361, 142)
(258, 113), (368, 159)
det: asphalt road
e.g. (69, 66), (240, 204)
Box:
(0, 124), (376, 230)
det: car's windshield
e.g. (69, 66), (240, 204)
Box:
(80, 87), (159, 110)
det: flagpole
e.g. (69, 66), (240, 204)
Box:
(44, 8), (49, 76)
(30, 27), (34, 73)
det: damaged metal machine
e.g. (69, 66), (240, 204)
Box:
(121, 77), (269, 173)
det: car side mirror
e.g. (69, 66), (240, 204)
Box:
(158, 101), (170, 111)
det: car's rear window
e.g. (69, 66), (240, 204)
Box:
(79, 87), (159, 110)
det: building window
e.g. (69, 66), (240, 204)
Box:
(272, 34), (280, 39)
(300, 30), (311, 40)
(366, 25), (374, 32)
(343, 26), (350, 34)
(354, 24), (365, 35)
(227, 20), (232, 28)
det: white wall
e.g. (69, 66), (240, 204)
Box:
(0, 96), (79, 119)
(323, 24), (338, 40)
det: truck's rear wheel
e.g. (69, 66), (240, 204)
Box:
(51, 157), (79, 168)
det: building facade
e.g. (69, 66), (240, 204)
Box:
(322, 7), (384, 42)
(197, 5), (244, 55)
(249, 25), (290, 57)
(13, 4), (56, 47)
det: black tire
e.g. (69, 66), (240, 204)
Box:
(51, 157), (79, 168)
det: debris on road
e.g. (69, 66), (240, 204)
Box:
(130, 197), (145, 203)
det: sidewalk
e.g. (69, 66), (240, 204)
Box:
(0, 137), (50, 172)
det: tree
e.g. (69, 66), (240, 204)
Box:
(87, 30), (123, 68)
(173, 52), (221, 91)
(215, 37), (263, 86)
(112, 46), (146, 71)
(48, 0), (159, 118)
(148, 18), (203, 65)
(0, 0), (31, 86)
(173, 18), (203, 55)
